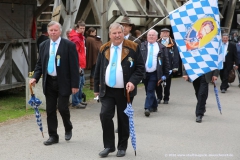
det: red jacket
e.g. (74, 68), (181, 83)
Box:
(69, 30), (86, 68)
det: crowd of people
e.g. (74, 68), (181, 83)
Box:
(30, 16), (239, 158)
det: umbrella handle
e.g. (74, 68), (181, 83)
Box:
(29, 83), (34, 95)
(126, 90), (130, 103)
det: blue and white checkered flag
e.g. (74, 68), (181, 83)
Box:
(169, 0), (222, 81)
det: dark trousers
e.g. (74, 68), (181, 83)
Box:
(45, 75), (72, 138)
(156, 74), (172, 101)
(143, 71), (158, 109)
(192, 75), (208, 117)
(99, 86), (131, 150)
(220, 63), (232, 90)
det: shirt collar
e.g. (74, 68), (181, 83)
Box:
(111, 42), (123, 50)
(51, 37), (61, 45)
(148, 42), (157, 46)
(125, 34), (130, 39)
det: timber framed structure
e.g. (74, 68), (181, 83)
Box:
(0, 0), (239, 91)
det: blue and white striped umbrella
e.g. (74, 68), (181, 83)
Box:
(28, 85), (44, 138)
(124, 91), (136, 156)
(213, 82), (222, 114)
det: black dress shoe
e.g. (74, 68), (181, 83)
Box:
(99, 148), (115, 157)
(144, 109), (150, 117)
(80, 102), (87, 106)
(43, 137), (59, 145)
(196, 115), (202, 123)
(150, 107), (158, 112)
(116, 150), (126, 157)
(65, 131), (72, 141)
(163, 101), (168, 104)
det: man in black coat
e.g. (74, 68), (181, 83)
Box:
(94, 22), (145, 157)
(140, 29), (170, 117)
(183, 68), (218, 123)
(156, 28), (179, 104)
(29, 21), (79, 145)
(220, 34), (239, 93)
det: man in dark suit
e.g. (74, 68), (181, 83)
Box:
(140, 29), (170, 117)
(156, 28), (179, 104)
(220, 34), (239, 93)
(183, 69), (219, 123)
(29, 21), (79, 145)
(94, 22), (145, 157)
(119, 16), (141, 45)
(37, 23), (49, 52)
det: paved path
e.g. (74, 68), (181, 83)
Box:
(0, 77), (240, 160)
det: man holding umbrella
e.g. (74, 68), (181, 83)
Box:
(94, 22), (144, 157)
(29, 21), (79, 145)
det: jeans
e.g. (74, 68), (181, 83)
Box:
(72, 71), (85, 106)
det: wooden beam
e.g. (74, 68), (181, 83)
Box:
(132, 0), (148, 15)
(21, 42), (30, 66)
(112, 10), (163, 18)
(221, 0), (228, 18)
(169, 0), (179, 9)
(224, 0), (237, 33)
(108, 0), (114, 8)
(102, 0), (109, 43)
(80, 1), (91, 21)
(0, 82), (26, 91)
(28, 39), (32, 72)
(34, 0), (54, 18)
(156, 0), (169, 16)
(12, 60), (25, 82)
(112, 0), (128, 16)
(0, 43), (10, 60)
(106, 15), (120, 27)
(90, 0), (101, 24)
(148, 0), (165, 17)
(5, 44), (12, 84)
(0, 59), (11, 84)
(0, 10), (25, 38)
(144, 18), (155, 26)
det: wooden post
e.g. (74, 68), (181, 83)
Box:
(101, 0), (109, 43)
(224, 0), (237, 33)
(5, 44), (12, 85)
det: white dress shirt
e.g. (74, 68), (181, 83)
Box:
(124, 34), (130, 39)
(48, 37), (61, 76)
(105, 42), (124, 88)
(223, 42), (228, 62)
(145, 42), (159, 72)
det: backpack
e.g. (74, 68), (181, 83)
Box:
(228, 69), (236, 83)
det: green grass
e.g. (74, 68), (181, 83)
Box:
(83, 83), (95, 101)
(0, 81), (143, 123)
(0, 88), (33, 123)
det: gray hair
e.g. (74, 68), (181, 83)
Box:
(109, 22), (124, 34)
(222, 33), (229, 37)
(147, 29), (158, 36)
(47, 21), (62, 32)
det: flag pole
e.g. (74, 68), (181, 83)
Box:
(133, 0), (191, 42)
(133, 15), (170, 42)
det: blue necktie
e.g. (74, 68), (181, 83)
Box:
(148, 44), (153, 68)
(48, 42), (56, 74)
(109, 46), (118, 87)
(161, 39), (166, 45)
